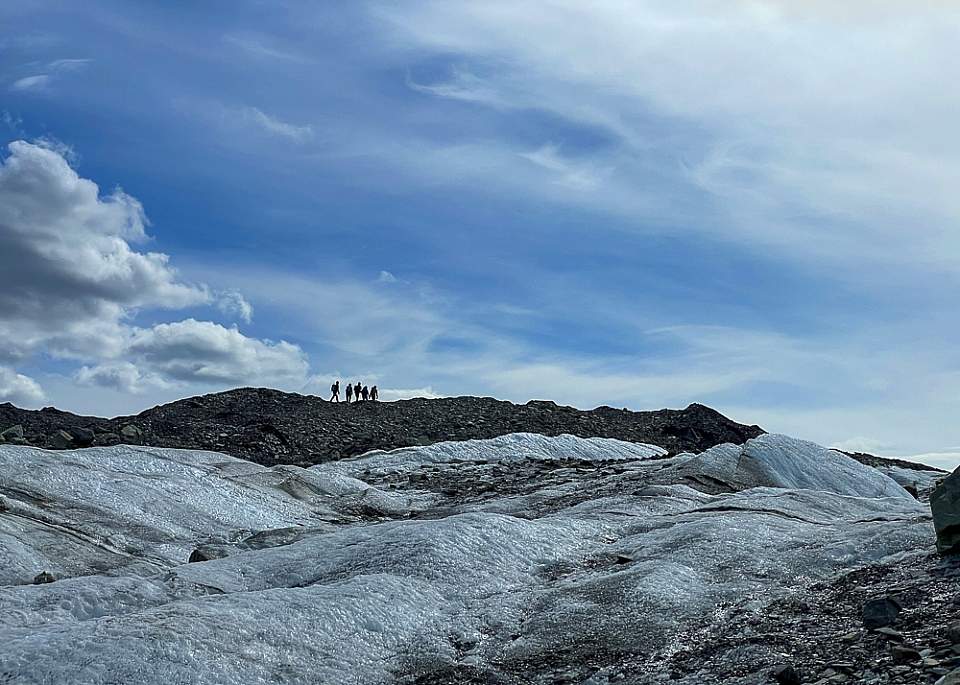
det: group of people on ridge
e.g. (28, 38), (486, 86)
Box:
(329, 380), (378, 403)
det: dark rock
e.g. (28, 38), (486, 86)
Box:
(771, 664), (802, 685)
(937, 668), (960, 685)
(119, 424), (143, 445)
(947, 622), (960, 644)
(863, 597), (901, 629)
(0, 390), (768, 467)
(890, 644), (921, 664)
(0, 424), (24, 442)
(67, 427), (95, 447)
(188, 546), (228, 563)
(94, 432), (121, 447)
(32, 571), (55, 584)
(874, 627), (904, 640)
(932, 468), (960, 555)
(904, 483), (920, 499)
(47, 429), (74, 450)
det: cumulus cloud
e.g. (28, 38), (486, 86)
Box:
(0, 367), (45, 406)
(0, 141), (308, 398)
(0, 140), (209, 361)
(75, 361), (170, 394)
(378, 386), (442, 401)
(127, 319), (308, 386)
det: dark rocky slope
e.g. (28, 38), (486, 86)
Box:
(0, 388), (764, 465)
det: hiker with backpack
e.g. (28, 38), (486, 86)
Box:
(330, 380), (340, 402)
(345, 383), (353, 403)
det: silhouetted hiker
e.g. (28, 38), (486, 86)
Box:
(330, 380), (340, 402)
(361, 385), (369, 401)
(354, 382), (362, 401)
(345, 383), (353, 403)
(370, 385), (378, 401)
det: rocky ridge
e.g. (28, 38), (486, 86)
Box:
(0, 388), (768, 465)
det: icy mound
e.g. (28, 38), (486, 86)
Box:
(0, 444), (410, 584)
(332, 431), (666, 477)
(674, 433), (910, 499)
(0, 433), (934, 684)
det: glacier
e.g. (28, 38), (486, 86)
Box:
(0, 433), (934, 684)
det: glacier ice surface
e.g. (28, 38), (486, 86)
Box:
(0, 433), (932, 684)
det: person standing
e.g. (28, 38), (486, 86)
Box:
(370, 385), (378, 401)
(330, 380), (340, 402)
(345, 382), (353, 403)
(361, 385), (369, 402)
(354, 381), (362, 402)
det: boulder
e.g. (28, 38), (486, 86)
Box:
(937, 669), (960, 685)
(771, 664), (802, 685)
(188, 545), (229, 563)
(32, 571), (55, 585)
(862, 597), (901, 629)
(47, 430), (74, 450)
(932, 467), (960, 555)
(94, 432), (121, 447)
(119, 424), (143, 445)
(947, 621), (960, 644)
(0, 424), (24, 442)
(67, 427), (96, 447)
(890, 644), (921, 664)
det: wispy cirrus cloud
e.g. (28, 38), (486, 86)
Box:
(238, 106), (313, 142)
(223, 33), (310, 63)
(9, 57), (92, 92)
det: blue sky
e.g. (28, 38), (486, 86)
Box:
(2, 1), (959, 468)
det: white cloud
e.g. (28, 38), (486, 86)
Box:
(240, 107), (313, 142)
(75, 361), (170, 394)
(223, 34), (309, 63)
(377, 270), (397, 283)
(379, 386), (442, 401)
(48, 58), (92, 71)
(373, 2), (960, 272)
(0, 366), (44, 406)
(830, 437), (890, 454)
(216, 290), (253, 323)
(519, 143), (607, 191)
(0, 140), (208, 362)
(9, 58), (91, 93)
(901, 452), (960, 472)
(11, 75), (50, 92)
(0, 141), (303, 399)
(127, 319), (308, 387)
(1, 111), (23, 132)
(406, 65), (508, 108)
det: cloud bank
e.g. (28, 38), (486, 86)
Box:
(0, 141), (309, 399)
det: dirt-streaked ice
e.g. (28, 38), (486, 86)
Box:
(0, 433), (931, 684)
